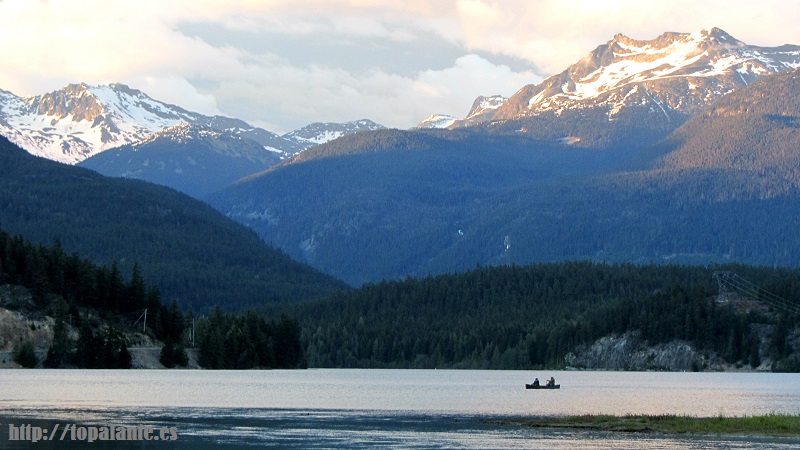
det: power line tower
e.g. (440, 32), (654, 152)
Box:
(133, 308), (148, 333)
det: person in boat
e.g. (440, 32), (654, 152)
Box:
(532, 378), (539, 387)
(546, 377), (555, 387)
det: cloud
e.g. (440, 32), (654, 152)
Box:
(200, 53), (535, 133)
(135, 76), (222, 117)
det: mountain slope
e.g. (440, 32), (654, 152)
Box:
(417, 96), (507, 129)
(208, 129), (627, 285)
(0, 135), (347, 310)
(79, 123), (283, 198)
(498, 28), (800, 120)
(0, 82), (390, 172)
(649, 68), (800, 187)
(424, 69), (800, 272)
(417, 114), (458, 129)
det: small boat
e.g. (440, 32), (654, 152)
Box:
(525, 383), (560, 389)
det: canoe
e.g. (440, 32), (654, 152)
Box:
(525, 384), (560, 389)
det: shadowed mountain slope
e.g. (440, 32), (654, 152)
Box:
(0, 136), (347, 311)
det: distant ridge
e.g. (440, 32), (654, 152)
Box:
(79, 123), (283, 198)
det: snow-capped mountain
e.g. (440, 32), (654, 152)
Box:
(283, 119), (385, 149)
(0, 82), (379, 164)
(493, 28), (800, 123)
(417, 114), (458, 129)
(0, 83), (216, 163)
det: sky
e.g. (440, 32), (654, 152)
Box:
(0, 1), (798, 134)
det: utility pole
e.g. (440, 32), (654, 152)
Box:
(143, 308), (147, 333)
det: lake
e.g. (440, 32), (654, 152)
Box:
(1, 369), (799, 448)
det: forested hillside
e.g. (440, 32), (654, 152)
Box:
(650, 68), (800, 188)
(0, 229), (307, 369)
(431, 168), (800, 273)
(278, 262), (800, 371)
(211, 129), (626, 285)
(0, 136), (347, 311)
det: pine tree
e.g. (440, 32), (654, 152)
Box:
(44, 298), (73, 368)
(12, 340), (38, 368)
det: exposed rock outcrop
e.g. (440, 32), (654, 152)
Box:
(564, 331), (732, 371)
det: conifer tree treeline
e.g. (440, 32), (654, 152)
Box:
(281, 262), (799, 370)
(196, 308), (305, 369)
(0, 230), (162, 319)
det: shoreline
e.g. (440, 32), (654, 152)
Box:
(489, 413), (800, 437)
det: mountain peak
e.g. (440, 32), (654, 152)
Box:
(0, 82), (210, 163)
(698, 27), (737, 42)
(417, 114), (458, 129)
(492, 27), (800, 125)
(32, 82), (105, 122)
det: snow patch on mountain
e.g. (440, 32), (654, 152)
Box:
(466, 95), (507, 120)
(0, 83), (386, 164)
(283, 119), (385, 149)
(416, 95), (508, 129)
(417, 114), (458, 129)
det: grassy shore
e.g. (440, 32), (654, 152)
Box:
(494, 414), (800, 436)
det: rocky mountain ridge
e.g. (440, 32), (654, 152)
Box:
(283, 119), (385, 147)
(0, 83), (208, 163)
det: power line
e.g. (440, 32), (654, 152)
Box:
(713, 271), (800, 315)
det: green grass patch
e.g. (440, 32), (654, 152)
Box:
(497, 414), (800, 436)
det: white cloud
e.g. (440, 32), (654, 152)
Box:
(198, 53), (534, 133)
(135, 77), (222, 117)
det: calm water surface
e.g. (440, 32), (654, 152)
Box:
(1, 369), (799, 449)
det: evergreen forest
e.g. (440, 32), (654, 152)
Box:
(277, 262), (800, 371)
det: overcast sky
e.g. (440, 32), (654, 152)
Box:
(1, 1), (798, 134)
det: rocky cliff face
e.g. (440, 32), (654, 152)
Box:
(0, 285), (55, 351)
(563, 330), (787, 372)
(0, 284), (180, 369)
(564, 332), (714, 371)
